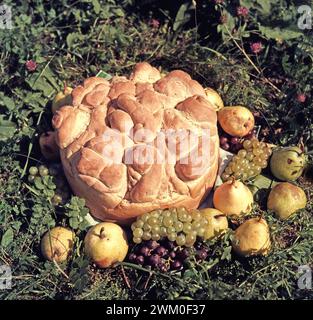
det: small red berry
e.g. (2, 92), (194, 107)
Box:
(149, 19), (160, 28)
(297, 94), (306, 103)
(236, 6), (249, 17)
(25, 60), (37, 72)
(250, 42), (263, 54)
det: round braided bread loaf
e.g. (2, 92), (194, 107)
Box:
(52, 62), (219, 224)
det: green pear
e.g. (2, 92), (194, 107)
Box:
(270, 146), (306, 181)
(232, 217), (271, 257)
(267, 182), (307, 220)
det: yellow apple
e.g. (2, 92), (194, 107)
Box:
(41, 227), (75, 263)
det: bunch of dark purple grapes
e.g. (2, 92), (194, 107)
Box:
(128, 239), (209, 272)
(219, 129), (257, 153)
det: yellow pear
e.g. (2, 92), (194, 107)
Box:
(213, 179), (254, 217)
(218, 106), (255, 137)
(267, 182), (307, 220)
(204, 87), (224, 111)
(84, 222), (128, 268)
(232, 217), (271, 257)
(199, 208), (228, 240)
(41, 227), (75, 263)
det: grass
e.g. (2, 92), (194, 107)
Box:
(0, 0), (312, 300)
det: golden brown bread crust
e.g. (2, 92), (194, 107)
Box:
(53, 62), (219, 224)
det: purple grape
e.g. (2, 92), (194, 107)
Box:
(196, 249), (208, 261)
(164, 241), (175, 251)
(176, 248), (189, 261)
(139, 246), (150, 257)
(222, 142), (230, 150)
(136, 255), (145, 265)
(128, 253), (137, 263)
(170, 260), (182, 270)
(230, 137), (239, 145)
(149, 254), (161, 267)
(169, 251), (176, 259)
(155, 246), (168, 257)
(220, 136), (228, 145)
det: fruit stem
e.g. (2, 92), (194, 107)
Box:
(64, 81), (67, 93)
(99, 227), (106, 239)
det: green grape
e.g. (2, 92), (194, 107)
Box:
(168, 233), (177, 242)
(260, 152), (269, 160)
(191, 210), (201, 221)
(163, 210), (171, 218)
(131, 224), (136, 231)
(186, 214), (192, 223)
(254, 166), (262, 175)
(150, 212), (160, 219)
(225, 166), (233, 175)
(233, 155), (240, 162)
(148, 217), (158, 226)
(135, 220), (144, 228)
(151, 234), (160, 241)
(133, 228), (143, 238)
(238, 149), (247, 158)
(243, 140), (252, 149)
(160, 227), (167, 236)
(252, 139), (260, 148)
(233, 164), (241, 173)
(142, 231), (152, 241)
(175, 234), (186, 246)
(151, 225), (160, 234)
(253, 148), (262, 156)
(192, 220), (201, 230)
(242, 173), (248, 181)
(259, 142), (266, 149)
(39, 165), (49, 177)
(178, 209), (188, 222)
(133, 237), (142, 244)
(222, 173), (230, 181)
(260, 160), (268, 169)
(185, 234), (196, 247)
(28, 175), (35, 183)
(141, 213), (150, 222)
(143, 223), (152, 231)
(183, 223), (192, 233)
(246, 152), (254, 161)
(171, 209), (178, 219)
(247, 169), (255, 177)
(197, 227), (205, 237)
(163, 216), (173, 227)
(174, 221), (183, 232)
(167, 226), (176, 234)
(29, 166), (38, 176)
(201, 218), (209, 226)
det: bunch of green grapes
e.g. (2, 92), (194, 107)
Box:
(131, 208), (209, 247)
(221, 138), (272, 182)
(28, 164), (70, 205)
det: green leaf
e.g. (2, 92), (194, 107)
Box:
(259, 25), (303, 40)
(0, 95), (15, 111)
(92, 0), (101, 14)
(173, 2), (192, 32)
(0, 116), (16, 141)
(1, 228), (14, 247)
